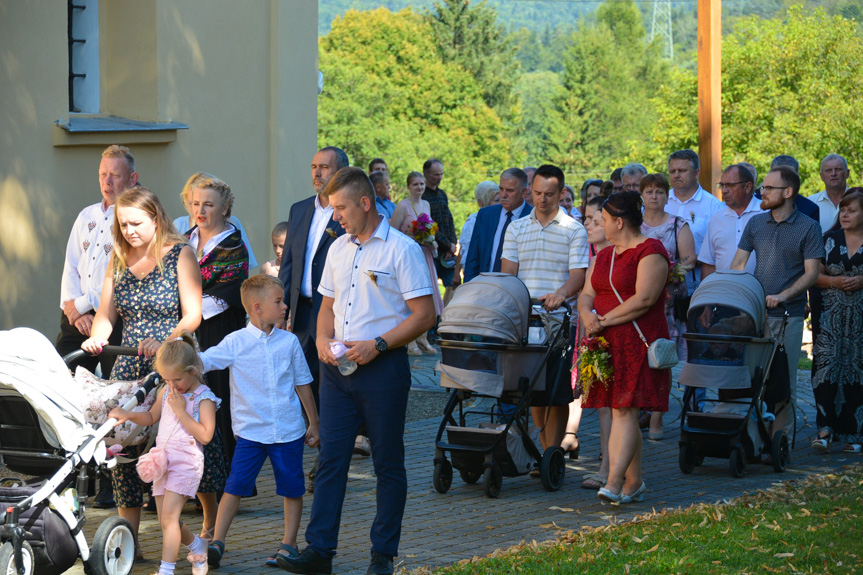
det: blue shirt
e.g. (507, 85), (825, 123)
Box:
(375, 196), (396, 219)
(200, 323), (312, 443)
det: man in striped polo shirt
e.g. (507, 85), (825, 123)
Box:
(501, 164), (589, 452)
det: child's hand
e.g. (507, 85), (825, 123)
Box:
(108, 407), (129, 426)
(305, 423), (320, 448)
(166, 388), (187, 416)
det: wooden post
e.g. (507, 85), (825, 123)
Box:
(697, 0), (721, 197)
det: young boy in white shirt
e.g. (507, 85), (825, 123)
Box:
(201, 274), (319, 568)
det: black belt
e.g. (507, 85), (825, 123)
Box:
(298, 296), (314, 307)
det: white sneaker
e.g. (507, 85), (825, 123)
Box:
(353, 435), (371, 456)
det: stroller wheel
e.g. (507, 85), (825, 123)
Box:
(433, 460), (453, 494)
(0, 540), (34, 575)
(729, 446), (745, 478)
(540, 447), (566, 492)
(459, 469), (482, 485)
(86, 516), (136, 575)
(483, 464), (503, 499)
(771, 431), (790, 473)
(679, 443), (696, 474)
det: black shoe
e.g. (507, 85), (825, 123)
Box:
(366, 551), (394, 575)
(93, 480), (115, 509)
(276, 547), (332, 574)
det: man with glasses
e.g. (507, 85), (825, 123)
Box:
(731, 166), (824, 440)
(767, 155), (820, 224)
(619, 163), (647, 192)
(610, 167), (624, 194)
(699, 164), (764, 278)
(810, 154), (850, 232)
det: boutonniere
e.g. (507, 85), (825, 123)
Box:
(325, 228), (337, 238)
(689, 211), (695, 222)
(365, 271), (378, 286)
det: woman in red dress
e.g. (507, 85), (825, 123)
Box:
(577, 191), (671, 505)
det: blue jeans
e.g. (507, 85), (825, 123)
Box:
(305, 348), (411, 558)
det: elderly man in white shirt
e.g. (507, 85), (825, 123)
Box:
(56, 145), (138, 375)
(810, 153), (850, 233)
(699, 164), (765, 278)
(281, 168), (435, 575)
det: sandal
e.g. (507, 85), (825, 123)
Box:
(199, 526), (215, 542)
(581, 474), (606, 490)
(208, 540), (225, 568)
(265, 543), (299, 567)
(843, 443), (862, 453)
(561, 432), (580, 460)
(811, 427), (832, 453)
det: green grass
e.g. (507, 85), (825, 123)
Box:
(798, 356), (813, 370)
(409, 465), (863, 574)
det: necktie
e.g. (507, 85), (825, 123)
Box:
(493, 211), (513, 272)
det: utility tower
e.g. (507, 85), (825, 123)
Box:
(650, 0), (674, 60)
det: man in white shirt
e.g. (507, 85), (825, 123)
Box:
(699, 163), (764, 278)
(56, 145), (138, 374)
(810, 153), (850, 233)
(281, 167), (435, 575)
(666, 149), (723, 291)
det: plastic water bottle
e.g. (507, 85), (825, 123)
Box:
(329, 341), (358, 376)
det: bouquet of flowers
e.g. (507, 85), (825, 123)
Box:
(409, 213), (438, 246)
(668, 260), (687, 285)
(576, 336), (613, 401)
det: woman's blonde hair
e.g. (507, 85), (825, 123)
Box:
(112, 186), (186, 280)
(153, 331), (204, 385)
(473, 180), (498, 207)
(181, 172), (234, 218)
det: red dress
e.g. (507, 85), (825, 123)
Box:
(583, 239), (671, 410)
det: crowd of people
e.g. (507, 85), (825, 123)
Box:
(56, 142), (862, 575)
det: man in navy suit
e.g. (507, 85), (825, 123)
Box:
(279, 146), (349, 406)
(463, 167), (533, 283)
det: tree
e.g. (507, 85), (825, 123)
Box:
(318, 8), (512, 198)
(426, 0), (520, 122)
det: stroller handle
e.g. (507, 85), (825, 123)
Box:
(529, 298), (572, 314)
(62, 345), (141, 368)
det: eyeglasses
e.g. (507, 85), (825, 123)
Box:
(761, 185), (790, 193)
(715, 182), (746, 190)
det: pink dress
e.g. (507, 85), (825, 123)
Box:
(399, 200), (444, 314)
(152, 384), (220, 498)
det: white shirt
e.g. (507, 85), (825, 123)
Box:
(459, 212), (478, 266)
(810, 190), (843, 233)
(489, 201), (527, 271)
(302, 195), (334, 298)
(173, 214), (258, 269)
(697, 195), (764, 274)
(318, 216), (434, 342)
(666, 185), (724, 255)
(188, 225), (236, 320)
(501, 207), (589, 299)
(200, 323), (312, 444)
(60, 202), (115, 314)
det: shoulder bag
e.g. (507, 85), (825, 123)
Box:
(609, 248), (678, 370)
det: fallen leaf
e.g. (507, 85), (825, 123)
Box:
(774, 553), (794, 558)
(549, 506), (574, 512)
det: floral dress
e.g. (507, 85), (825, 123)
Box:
(641, 215), (688, 360)
(398, 199), (444, 314)
(812, 229), (863, 444)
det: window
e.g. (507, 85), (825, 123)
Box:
(67, 0), (99, 113)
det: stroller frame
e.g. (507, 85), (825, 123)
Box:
(433, 301), (570, 498)
(0, 346), (159, 575)
(679, 306), (794, 478)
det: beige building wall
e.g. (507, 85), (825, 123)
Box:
(0, 0), (318, 336)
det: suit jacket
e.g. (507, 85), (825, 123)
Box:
(278, 195), (344, 329)
(463, 202), (532, 283)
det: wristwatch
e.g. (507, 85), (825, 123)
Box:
(374, 336), (388, 353)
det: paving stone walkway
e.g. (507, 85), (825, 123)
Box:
(68, 358), (855, 574)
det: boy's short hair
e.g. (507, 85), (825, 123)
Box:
(271, 221), (289, 237)
(241, 274), (284, 313)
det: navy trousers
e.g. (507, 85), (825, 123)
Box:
(305, 347), (410, 558)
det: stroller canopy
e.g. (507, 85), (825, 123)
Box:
(0, 328), (94, 453)
(689, 270), (766, 335)
(439, 273), (530, 344)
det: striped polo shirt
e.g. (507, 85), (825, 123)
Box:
(501, 208), (589, 298)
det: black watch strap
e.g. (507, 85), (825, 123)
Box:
(375, 336), (388, 353)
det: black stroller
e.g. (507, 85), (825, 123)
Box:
(431, 274), (570, 498)
(677, 271), (794, 478)
(0, 327), (159, 575)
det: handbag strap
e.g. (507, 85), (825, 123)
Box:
(609, 249), (650, 350)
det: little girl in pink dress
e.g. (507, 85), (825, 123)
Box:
(110, 332), (220, 575)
